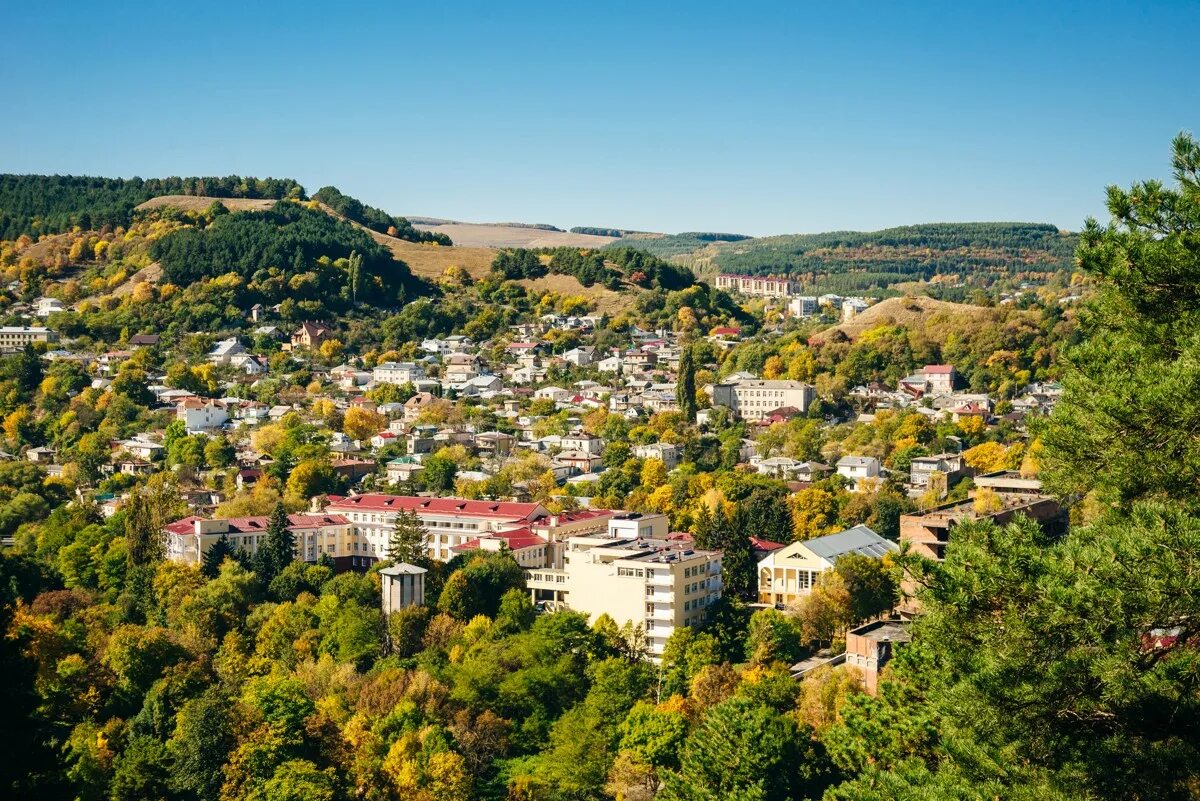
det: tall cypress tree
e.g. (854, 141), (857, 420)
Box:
(387, 508), (429, 566)
(677, 343), (698, 422)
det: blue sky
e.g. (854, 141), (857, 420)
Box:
(3, 1), (1197, 235)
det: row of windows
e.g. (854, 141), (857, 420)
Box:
(617, 567), (647, 578)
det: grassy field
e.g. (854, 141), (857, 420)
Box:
(413, 221), (618, 249)
(828, 296), (996, 338)
(135, 195), (279, 213)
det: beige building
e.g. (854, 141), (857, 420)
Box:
(715, 273), (803, 298)
(0, 326), (57, 352)
(757, 525), (896, 606)
(526, 513), (721, 661)
(163, 513), (359, 570)
(711, 378), (816, 421)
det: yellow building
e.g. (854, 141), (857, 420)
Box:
(757, 525), (896, 606)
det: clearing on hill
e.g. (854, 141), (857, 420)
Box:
(135, 195), (279, 213)
(412, 221), (618, 249)
(829, 296), (996, 338)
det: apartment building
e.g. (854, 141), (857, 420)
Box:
(373, 361), (426, 386)
(164, 513), (358, 569)
(788, 296), (819, 317)
(526, 513), (720, 661)
(715, 273), (803, 298)
(0, 326), (57, 352)
(711, 378), (816, 421)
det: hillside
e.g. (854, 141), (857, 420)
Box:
(413, 220), (619, 249)
(827, 295), (1002, 338)
(136, 195), (280, 214)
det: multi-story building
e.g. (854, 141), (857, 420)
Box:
(163, 513), (359, 570)
(323, 494), (550, 563)
(756, 525), (896, 606)
(922, 364), (957, 394)
(0, 326), (57, 352)
(177, 398), (229, 432)
(899, 472), (1067, 613)
(526, 513), (720, 661)
(711, 378), (816, 421)
(909, 453), (967, 488)
(373, 361), (426, 386)
(845, 619), (911, 695)
(788, 296), (819, 317)
(715, 273), (803, 298)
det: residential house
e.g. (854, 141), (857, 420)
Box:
(633, 442), (680, 470)
(837, 456), (882, 490)
(178, 398), (229, 432)
(291, 321), (333, 350)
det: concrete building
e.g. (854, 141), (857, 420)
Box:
(845, 619), (911, 695)
(788, 296), (819, 317)
(837, 456), (882, 490)
(899, 473), (1067, 613)
(756, 525), (896, 606)
(715, 273), (803, 298)
(711, 378), (816, 421)
(323, 494), (550, 563)
(381, 563), (427, 615)
(177, 398), (229, 432)
(373, 361), (426, 386)
(909, 453), (967, 488)
(526, 513), (719, 661)
(0, 326), (57, 352)
(164, 513), (359, 570)
(633, 442), (680, 470)
(922, 364), (957, 394)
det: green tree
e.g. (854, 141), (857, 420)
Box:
(677, 344), (697, 422)
(255, 502), (294, 584)
(201, 533), (235, 579)
(659, 696), (828, 801)
(386, 508), (428, 565)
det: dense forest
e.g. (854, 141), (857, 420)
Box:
(149, 203), (425, 309)
(608, 232), (752, 259)
(312, 186), (451, 245)
(0, 175), (305, 239)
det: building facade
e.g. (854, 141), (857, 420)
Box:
(711, 378), (816, 421)
(715, 274), (803, 298)
(0, 326), (57, 352)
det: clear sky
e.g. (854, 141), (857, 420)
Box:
(3, 1), (1197, 236)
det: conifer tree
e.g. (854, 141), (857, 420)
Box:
(201, 534), (234, 578)
(387, 508), (428, 565)
(676, 344), (697, 422)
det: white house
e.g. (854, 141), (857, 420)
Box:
(837, 456), (882, 491)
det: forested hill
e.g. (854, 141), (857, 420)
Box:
(612, 222), (1078, 295)
(0, 175), (444, 246)
(0, 175), (305, 239)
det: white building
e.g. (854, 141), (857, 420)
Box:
(526, 513), (720, 661)
(373, 361), (426, 386)
(164, 513), (360, 569)
(711, 378), (816, 421)
(633, 442), (680, 470)
(35, 297), (65, 317)
(177, 398), (229, 432)
(837, 456), (882, 490)
(788, 296), (818, 317)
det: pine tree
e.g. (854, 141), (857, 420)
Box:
(718, 507), (756, 600)
(676, 343), (697, 422)
(201, 534), (234, 578)
(258, 502), (294, 582)
(387, 508), (428, 565)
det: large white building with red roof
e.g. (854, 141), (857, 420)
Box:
(164, 512), (356, 569)
(321, 494), (617, 565)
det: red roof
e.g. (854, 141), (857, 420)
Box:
(711, 327), (742, 336)
(452, 528), (547, 552)
(923, 364), (955, 374)
(164, 513), (349, 536)
(749, 536), (787, 552)
(325, 493), (544, 520)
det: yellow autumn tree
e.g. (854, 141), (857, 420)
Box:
(962, 441), (1008, 473)
(344, 407), (386, 441)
